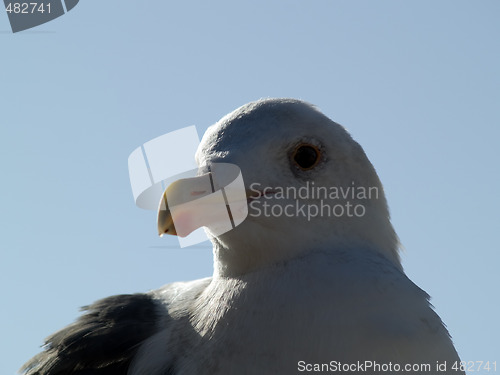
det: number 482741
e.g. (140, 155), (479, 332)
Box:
(5, 3), (51, 14)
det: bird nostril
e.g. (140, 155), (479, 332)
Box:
(191, 190), (208, 196)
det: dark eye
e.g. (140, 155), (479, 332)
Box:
(292, 143), (321, 170)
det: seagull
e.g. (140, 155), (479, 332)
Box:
(22, 98), (464, 375)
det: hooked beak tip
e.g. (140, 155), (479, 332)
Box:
(157, 193), (177, 237)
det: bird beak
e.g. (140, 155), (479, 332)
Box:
(157, 190), (177, 236)
(157, 164), (249, 238)
(158, 176), (211, 237)
(156, 173), (234, 238)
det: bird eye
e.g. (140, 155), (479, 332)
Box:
(292, 143), (321, 170)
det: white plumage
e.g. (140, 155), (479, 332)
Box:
(23, 98), (463, 375)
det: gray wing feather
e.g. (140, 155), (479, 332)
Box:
(21, 294), (160, 375)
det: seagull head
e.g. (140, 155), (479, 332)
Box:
(158, 98), (400, 276)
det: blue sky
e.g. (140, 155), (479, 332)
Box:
(1, 1), (499, 373)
